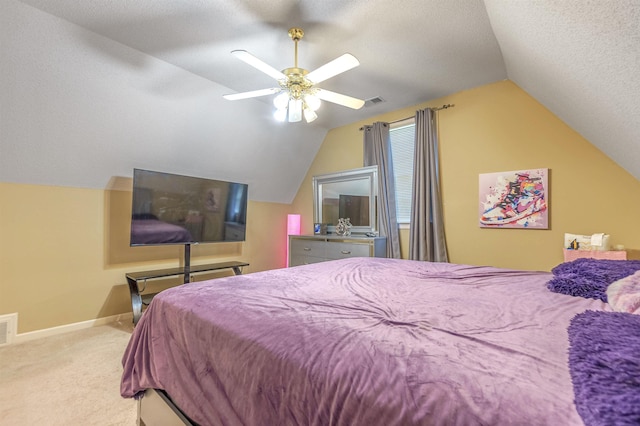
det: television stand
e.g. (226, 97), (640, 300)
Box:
(126, 261), (249, 325)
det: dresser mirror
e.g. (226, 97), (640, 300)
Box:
(313, 166), (379, 235)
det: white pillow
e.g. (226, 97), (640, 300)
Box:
(607, 270), (640, 315)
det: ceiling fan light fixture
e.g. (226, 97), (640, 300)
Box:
(273, 92), (289, 109)
(231, 50), (286, 81)
(315, 89), (365, 110)
(306, 54), (360, 84)
(288, 98), (302, 122)
(304, 94), (321, 111)
(223, 87), (280, 101)
(225, 28), (365, 124)
(303, 107), (318, 123)
(274, 108), (287, 122)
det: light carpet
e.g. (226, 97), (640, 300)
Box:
(0, 321), (137, 425)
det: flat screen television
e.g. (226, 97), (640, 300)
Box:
(130, 169), (248, 246)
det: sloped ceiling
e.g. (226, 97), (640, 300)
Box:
(3, 0), (639, 203)
(484, 0), (640, 183)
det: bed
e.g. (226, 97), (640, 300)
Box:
(130, 218), (193, 245)
(121, 257), (640, 425)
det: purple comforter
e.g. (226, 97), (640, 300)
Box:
(121, 258), (609, 425)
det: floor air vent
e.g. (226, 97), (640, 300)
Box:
(0, 313), (17, 346)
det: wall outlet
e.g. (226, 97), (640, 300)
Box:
(0, 313), (18, 346)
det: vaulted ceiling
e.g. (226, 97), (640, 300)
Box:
(3, 0), (639, 203)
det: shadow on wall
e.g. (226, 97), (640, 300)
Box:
(627, 249), (640, 261)
(96, 267), (238, 321)
(103, 176), (242, 268)
(97, 283), (134, 320)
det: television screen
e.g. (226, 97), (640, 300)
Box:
(130, 169), (248, 246)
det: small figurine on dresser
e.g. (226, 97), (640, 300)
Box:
(335, 218), (352, 236)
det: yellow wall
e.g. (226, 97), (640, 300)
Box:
(290, 80), (640, 270)
(4, 80), (640, 333)
(0, 180), (290, 333)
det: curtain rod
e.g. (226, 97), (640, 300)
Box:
(359, 104), (455, 131)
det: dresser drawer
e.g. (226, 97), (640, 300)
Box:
(290, 254), (327, 267)
(325, 241), (372, 259)
(288, 235), (386, 267)
(290, 238), (327, 258)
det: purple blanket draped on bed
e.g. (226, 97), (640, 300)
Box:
(121, 257), (608, 425)
(547, 258), (640, 302)
(568, 310), (640, 425)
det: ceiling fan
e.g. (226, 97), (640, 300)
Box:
(223, 28), (365, 123)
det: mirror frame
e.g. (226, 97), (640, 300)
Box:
(313, 166), (379, 235)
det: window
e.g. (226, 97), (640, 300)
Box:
(389, 119), (416, 224)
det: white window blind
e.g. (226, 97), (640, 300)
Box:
(389, 121), (415, 224)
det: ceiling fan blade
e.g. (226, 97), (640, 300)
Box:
(315, 89), (365, 110)
(223, 87), (280, 100)
(231, 50), (287, 81)
(306, 54), (360, 84)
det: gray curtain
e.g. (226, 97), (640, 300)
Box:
(409, 108), (448, 262)
(363, 122), (401, 258)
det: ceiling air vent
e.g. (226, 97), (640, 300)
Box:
(364, 96), (385, 108)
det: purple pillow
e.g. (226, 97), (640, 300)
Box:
(547, 258), (640, 302)
(568, 310), (640, 425)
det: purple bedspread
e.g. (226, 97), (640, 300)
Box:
(121, 258), (609, 425)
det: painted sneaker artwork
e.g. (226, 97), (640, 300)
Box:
(480, 171), (547, 227)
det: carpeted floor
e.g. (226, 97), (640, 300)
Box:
(0, 321), (137, 425)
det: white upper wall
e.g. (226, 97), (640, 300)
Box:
(0, 0), (327, 203)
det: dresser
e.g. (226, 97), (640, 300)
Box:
(289, 235), (387, 267)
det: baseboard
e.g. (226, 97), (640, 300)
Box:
(13, 312), (133, 344)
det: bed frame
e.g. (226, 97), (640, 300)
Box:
(138, 389), (195, 426)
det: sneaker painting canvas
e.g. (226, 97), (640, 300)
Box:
(479, 168), (548, 229)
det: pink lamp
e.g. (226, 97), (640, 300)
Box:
(286, 214), (301, 267)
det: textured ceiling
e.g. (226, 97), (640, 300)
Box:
(13, 0), (506, 129)
(484, 0), (640, 184)
(4, 0), (640, 203)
